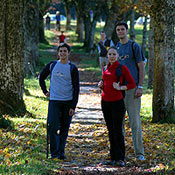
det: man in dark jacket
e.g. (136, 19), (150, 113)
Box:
(97, 31), (114, 70)
(39, 43), (79, 159)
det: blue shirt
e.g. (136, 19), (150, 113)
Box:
(116, 40), (142, 85)
(50, 61), (73, 101)
(56, 15), (60, 22)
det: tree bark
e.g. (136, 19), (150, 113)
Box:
(83, 15), (91, 48)
(76, 10), (84, 41)
(141, 15), (148, 55)
(147, 18), (154, 89)
(65, 2), (71, 30)
(129, 7), (136, 40)
(23, 0), (39, 77)
(39, 10), (47, 43)
(0, 0), (25, 114)
(151, 0), (175, 122)
(88, 19), (97, 50)
(104, 2), (118, 40)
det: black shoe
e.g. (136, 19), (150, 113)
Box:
(103, 160), (116, 166)
(115, 160), (125, 167)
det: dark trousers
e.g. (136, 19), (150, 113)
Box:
(102, 99), (125, 161)
(48, 100), (72, 158)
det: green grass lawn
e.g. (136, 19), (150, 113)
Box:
(0, 22), (174, 175)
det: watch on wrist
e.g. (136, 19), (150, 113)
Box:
(138, 86), (143, 89)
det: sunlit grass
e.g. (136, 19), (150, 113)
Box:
(44, 30), (55, 42)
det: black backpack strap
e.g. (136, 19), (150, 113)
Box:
(116, 64), (127, 84)
(98, 41), (105, 49)
(69, 62), (75, 72)
(115, 64), (126, 98)
(131, 41), (136, 62)
(49, 61), (57, 73)
(115, 64), (123, 80)
(131, 41), (145, 63)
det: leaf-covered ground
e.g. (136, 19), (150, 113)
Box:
(0, 82), (175, 174)
(0, 30), (175, 174)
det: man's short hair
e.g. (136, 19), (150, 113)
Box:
(57, 43), (70, 52)
(116, 21), (128, 30)
(100, 31), (106, 34)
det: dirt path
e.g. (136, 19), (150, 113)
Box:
(43, 31), (161, 175)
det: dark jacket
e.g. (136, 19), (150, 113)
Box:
(39, 61), (80, 110)
(98, 39), (111, 57)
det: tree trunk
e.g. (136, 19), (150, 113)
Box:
(88, 19), (97, 50)
(104, 8), (118, 40)
(147, 18), (154, 89)
(141, 15), (148, 55)
(151, 0), (175, 122)
(65, 2), (71, 30)
(76, 11), (84, 42)
(23, 0), (39, 77)
(0, 0), (25, 114)
(39, 10), (47, 43)
(83, 15), (91, 48)
(129, 8), (136, 40)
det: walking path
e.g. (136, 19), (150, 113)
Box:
(43, 31), (167, 174)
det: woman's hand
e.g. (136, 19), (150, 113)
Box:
(113, 82), (120, 90)
(113, 82), (127, 91)
(98, 80), (104, 89)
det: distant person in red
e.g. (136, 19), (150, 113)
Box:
(59, 31), (66, 43)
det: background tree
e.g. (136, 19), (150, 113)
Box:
(63, 0), (72, 30)
(141, 15), (148, 55)
(0, 0), (25, 114)
(103, 0), (119, 40)
(150, 0), (175, 122)
(82, 0), (104, 50)
(24, 0), (39, 77)
(147, 18), (154, 89)
(129, 0), (137, 40)
(39, 0), (51, 43)
(72, 0), (84, 41)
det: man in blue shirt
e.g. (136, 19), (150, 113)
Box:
(115, 21), (145, 161)
(55, 11), (61, 31)
(39, 43), (79, 159)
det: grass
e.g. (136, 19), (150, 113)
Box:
(0, 22), (175, 175)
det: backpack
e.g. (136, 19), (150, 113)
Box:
(103, 64), (126, 97)
(131, 41), (146, 63)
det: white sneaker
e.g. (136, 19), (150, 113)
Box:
(137, 155), (146, 160)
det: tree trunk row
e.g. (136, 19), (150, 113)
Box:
(0, 0), (25, 114)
